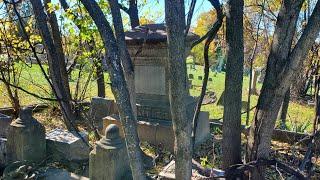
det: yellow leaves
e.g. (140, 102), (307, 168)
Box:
(47, 2), (60, 13)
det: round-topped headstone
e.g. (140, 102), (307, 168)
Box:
(11, 107), (36, 127)
(97, 124), (123, 149)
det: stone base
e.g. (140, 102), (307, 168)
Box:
(46, 129), (90, 161)
(0, 138), (7, 168)
(102, 112), (210, 152)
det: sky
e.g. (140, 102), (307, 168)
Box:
(136, 0), (218, 27)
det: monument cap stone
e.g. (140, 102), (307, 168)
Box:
(97, 124), (123, 149)
(11, 107), (35, 127)
(125, 23), (199, 46)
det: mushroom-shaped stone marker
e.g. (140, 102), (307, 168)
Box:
(7, 107), (46, 163)
(89, 124), (131, 180)
(97, 124), (124, 149)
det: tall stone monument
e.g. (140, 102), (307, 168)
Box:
(125, 23), (199, 122)
(104, 24), (211, 150)
(6, 107), (46, 163)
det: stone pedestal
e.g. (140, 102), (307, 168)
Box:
(103, 112), (210, 152)
(90, 124), (131, 180)
(0, 138), (7, 168)
(46, 129), (89, 161)
(90, 97), (118, 130)
(0, 113), (12, 137)
(6, 108), (46, 163)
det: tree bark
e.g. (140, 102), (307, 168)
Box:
(165, 1), (192, 179)
(96, 62), (106, 98)
(79, 0), (145, 179)
(222, 0), (244, 169)
(109, 0), (137, 118)
(128, 0), (139, 28)
(247, 0), (320, 178)
(278, 88), (290, 128)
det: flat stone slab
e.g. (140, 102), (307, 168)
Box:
(0, 113), (12, 137)
(37, 168), (89, 180)
(46, 129), (89, 161)
(158, 160), (224, 179)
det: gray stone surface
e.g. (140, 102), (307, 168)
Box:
(46, 129), (89, 161)
(0, 113), (12, 137)
(6, 108), (46, 163)
(0, 137), (7, 167)
(135, 65), (166, 95)
(90, 97), (118, 130)
(189, 74), (194, 79)
(90, 124), (131, 180)
(38, 168), (89, 180)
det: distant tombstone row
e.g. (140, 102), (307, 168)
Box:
(198, 76), (202, 80)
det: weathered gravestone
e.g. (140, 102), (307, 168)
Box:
(198, 76), (203, 80)
(0, 113), (12, 137)
(90, 97), (118, 130)
(46, 128), (89, 161)
(90, 124), (131, 180)
(103, 24), (211, 151)
(6, 108), (46, 163)
(208, 77), (213, 81)
(189, 74), (194, 79)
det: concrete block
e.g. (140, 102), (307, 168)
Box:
(46, 129), (89, 161)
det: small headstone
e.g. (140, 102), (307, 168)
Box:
(6, 107), (46, 163)
(208, 77), (213, 81)
(0, 113), (12, 137)
(188, 74), (194, 79)
(90, 124), (131, 180)
(46, 129), (89, 161)
(198, 76), (202, 80)
(90, 97), (118, 130)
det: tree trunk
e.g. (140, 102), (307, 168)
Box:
(128, 0), (139, 28)
(279, 88), (290, 128)
(165, 1), (192, 179)
(247, 0), (320, 178)
(30, 0), (76, 130)
(96, 62), (106, 98)
(222, 0), (244, 169)
(79, 0), (145, 179)
(44, 0), (72, 101)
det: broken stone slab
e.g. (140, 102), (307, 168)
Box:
(37, 168), (89, 180)
(0, 137), (7, 168)
(0, 113), (12, 137)
(46, 129), (89, 161)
